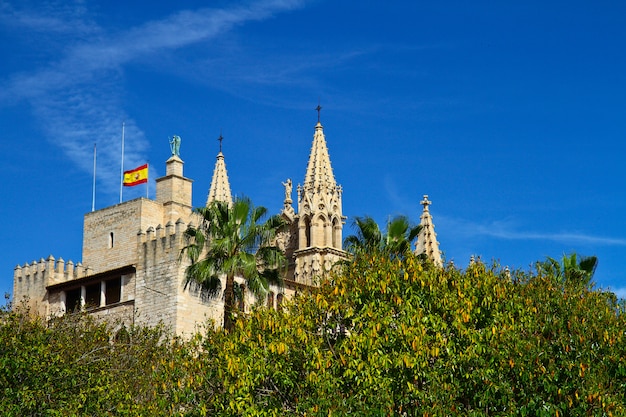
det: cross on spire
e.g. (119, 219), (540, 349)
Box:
(316, 104), (322, 123)
(218, 132), (223, 153)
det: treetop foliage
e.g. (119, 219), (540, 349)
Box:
(344, 215), (421, 259)
(2, 252), (625, 416)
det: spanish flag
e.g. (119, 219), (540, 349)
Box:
(123, 164), (148, 187)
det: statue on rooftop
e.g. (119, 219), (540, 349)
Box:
(169, 135), (181, 156)
(282, 178), (293, 203)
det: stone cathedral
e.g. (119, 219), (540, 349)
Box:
(12, 116), (442, 335)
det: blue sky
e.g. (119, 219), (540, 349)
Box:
(2, 0), (625, 301)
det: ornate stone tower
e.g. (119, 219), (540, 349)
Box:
(414, 195), (443, 266)
(281, 113), (347, 287)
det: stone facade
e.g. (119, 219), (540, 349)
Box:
(12, 117), (442, 335)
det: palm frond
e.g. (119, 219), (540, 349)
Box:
(180, 195), (286, 330)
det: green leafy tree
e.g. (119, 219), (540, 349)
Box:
(538, 252), (598, 289)
(4, 251), (624, 416)
(212, 252), (626, 416)
(182, 197), (285, 331)
(0, 307), (216, 416)
(344, 215), (421, 258)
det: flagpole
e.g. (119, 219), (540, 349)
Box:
(146, 162), (149, 199)
(92, 143), (97, 212)
(120, 122), (125, 204)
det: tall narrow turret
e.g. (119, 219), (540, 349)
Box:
(206, 135), (233, 206)
(291, 111), (347, 285)
(415, 195), (442, 266)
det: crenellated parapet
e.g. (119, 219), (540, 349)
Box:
(13, 255), (93, 288)
(13, 255), (93, 315)
(137, 218), (189, 270)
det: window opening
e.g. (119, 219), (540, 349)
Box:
(85, 283), (101, 309)
(65, 288), (81, 312)
(106, 277), (122, 305)
(305, 217), (311, 247)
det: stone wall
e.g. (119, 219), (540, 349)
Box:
(136, 218), (222, 335)
(82, 198), (165, 274)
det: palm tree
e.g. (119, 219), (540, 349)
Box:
(538, 253), (598, 289)
(344, 216), (383, 254)
(384, 215), (421, 257)
(182, 197), (285, 331)
(344, 215), (421, 258)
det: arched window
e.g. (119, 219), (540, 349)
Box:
(317, 214), (327, 247)
(276, 293), (284, 310)
(332, 218), (340, 248)
(114, 326), (130, 344)
(109, 232), (114, 248)
(304, 216), (311, 247)
(267, 291), (275, 309)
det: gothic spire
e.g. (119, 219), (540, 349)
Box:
(292, 110), (347, 286)
(303, 117), (337, 194)
(206, 134), (233, 206)
(415, 195), (442, 266)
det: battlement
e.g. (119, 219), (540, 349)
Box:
(13, 255), (94, 316)
(138, 217), (188, 245)
(14, 255), (93, 289)
(137, 218), (191, 269)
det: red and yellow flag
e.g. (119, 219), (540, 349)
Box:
(123, 164), (148, 187)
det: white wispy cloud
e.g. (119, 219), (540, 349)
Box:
(3, 0), (308, 100)
(0, 0), (98, 35)
(0, 0), (308, 198)
(442, 215), (626, 247)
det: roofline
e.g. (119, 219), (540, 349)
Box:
(46, 265), (136, 291)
